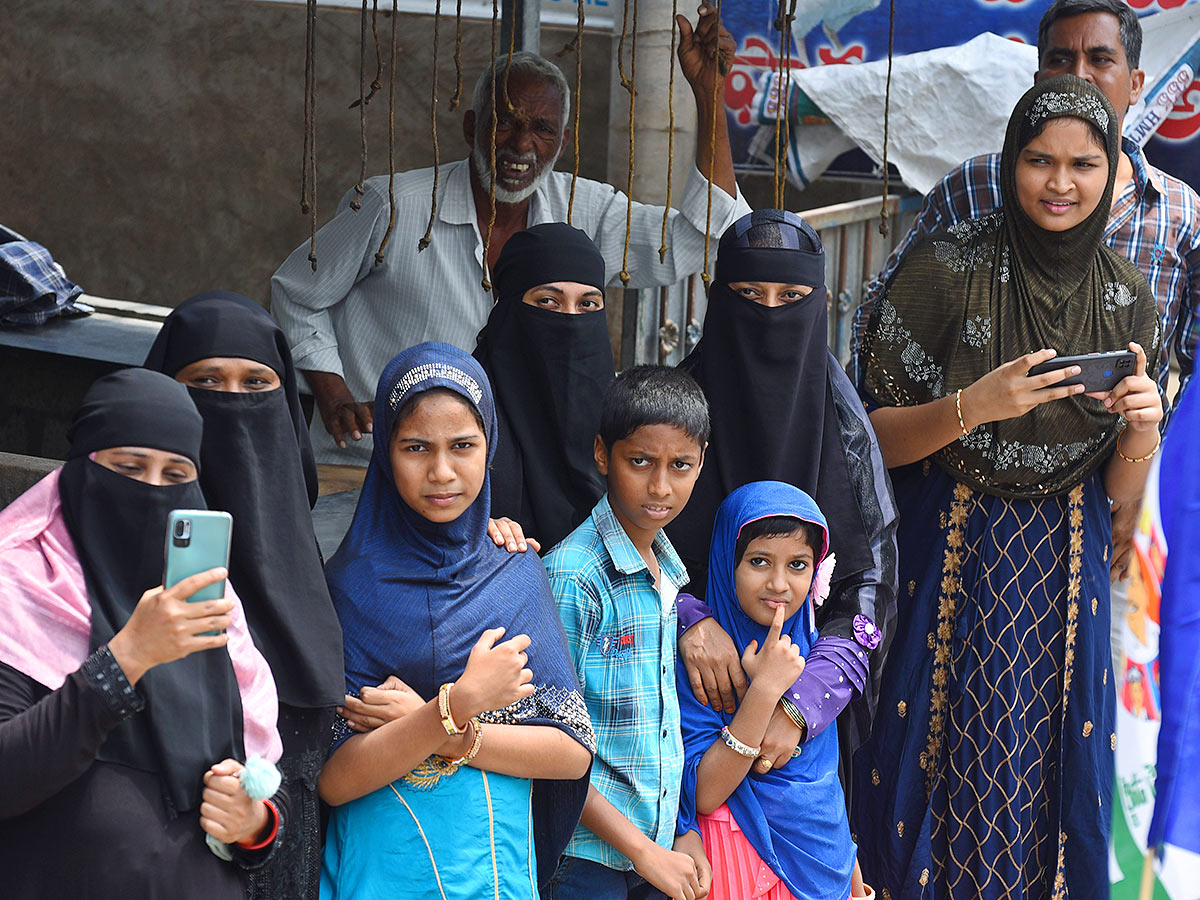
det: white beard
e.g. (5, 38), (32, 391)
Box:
(470, 142), (559, 205)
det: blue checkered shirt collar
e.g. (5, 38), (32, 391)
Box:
(591, 494), (689, 588)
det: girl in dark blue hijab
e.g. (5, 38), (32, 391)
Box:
(319, 342), (594, 900)
(677, 481), (862, 900)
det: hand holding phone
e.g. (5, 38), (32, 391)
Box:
(107, 568), (234, 686)
(1086, 342), (1163, 434)
(1027, 350), (1136, 393)
(959, 348), (1087, 430)
(165, 510), (232, 635)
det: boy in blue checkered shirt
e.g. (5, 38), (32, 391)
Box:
(542, 365), (712, 900)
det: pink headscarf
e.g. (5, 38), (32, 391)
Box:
(0, 470), (281, 762)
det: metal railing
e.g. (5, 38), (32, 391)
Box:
(620, 193), (921, 368)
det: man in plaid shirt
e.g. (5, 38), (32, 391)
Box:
(849, 0), (1200, 584)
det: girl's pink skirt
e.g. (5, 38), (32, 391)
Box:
(697, 804), (856, 900)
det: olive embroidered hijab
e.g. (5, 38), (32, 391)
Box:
(861, 74), (1160, 498)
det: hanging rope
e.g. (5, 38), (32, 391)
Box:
(617, 0), (633, 93)
(481, 0), (500, 291)
(304, 0), (318, 270)
(658, 0), (678, 262)
(450, 0), (465, 110)
(350, 0), (383, 109)
(502, 3), (517, 113)
(351, 0), (368, 210)
(772, 0), (786, 208)
(374, 0), (399, 266)
(780, 0), (798, 208)
(701, 0), (724, 286)
(301, 0), (313, 219)
(560, 0), (585, 224)
(619, 0), (640, 285)
(879, 0), (896, 237)
(418, 0), (443, 251)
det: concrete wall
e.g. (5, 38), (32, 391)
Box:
(0, 452), (62, 510)
(3, 0), (613, 308)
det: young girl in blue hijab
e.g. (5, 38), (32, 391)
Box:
(318, 343), (595, 900)
(677, 481), (870, 900)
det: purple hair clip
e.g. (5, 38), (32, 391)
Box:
(853, 615), (881, 651)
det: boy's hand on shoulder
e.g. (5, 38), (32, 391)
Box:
(740, 605), (805, 697)
(487, 517), (541, 554)
(632, 838), (705, 900)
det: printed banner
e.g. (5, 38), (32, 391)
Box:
(1110, 440), (1200, 899)
(721, 0), (1200, 189)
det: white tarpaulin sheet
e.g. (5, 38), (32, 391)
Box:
(786, 32), (1037, 194)
(762, 5), (1200, 193)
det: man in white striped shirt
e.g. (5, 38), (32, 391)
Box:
(272, 4), (750, 465)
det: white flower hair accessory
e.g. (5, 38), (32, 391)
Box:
(812, 552), (836, 608)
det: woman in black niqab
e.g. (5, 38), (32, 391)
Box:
(0, 368), (283, 899)
(474, 224), (614, 551)
(669, 209), (898, 760)
(146, 291), (344, 900)
(61, 369), (247, 809)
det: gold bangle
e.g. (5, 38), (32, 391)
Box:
(780, 699), (809, 744)
(1116, 427), (1160, 464)
(955, 388), (969, 437)
(437, 682), (467, 736)
(449, 718), (484, 766)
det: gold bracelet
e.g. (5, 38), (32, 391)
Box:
(437, 682), (467, 736)
(780, 699), (809, 744)
(1116, 427), (1161, 464)
(449, 718), (484, 766)
(955, 388), (969, 437)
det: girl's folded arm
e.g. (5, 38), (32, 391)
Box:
(467, 723), (591, 780)
(318, 700), (461, 806)
(694, 682), (779, 815)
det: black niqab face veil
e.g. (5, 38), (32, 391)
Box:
(144, 290), (317, 505)
(670, 209), (875, 595)
(475, 223), (614, 550)
(58, 368), (245, 814)
(145, 292), (344, 709)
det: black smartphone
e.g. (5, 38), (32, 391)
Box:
(1027, 350), (1136, 393)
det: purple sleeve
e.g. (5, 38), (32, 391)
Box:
(785, 636), (870, 741)
(675, 592), (712, 638)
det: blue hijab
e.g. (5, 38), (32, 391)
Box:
(676, 481), (855, 900)
(324, 342), (593, 884)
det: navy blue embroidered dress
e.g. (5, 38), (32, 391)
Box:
(851, 77), (1161, 900)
